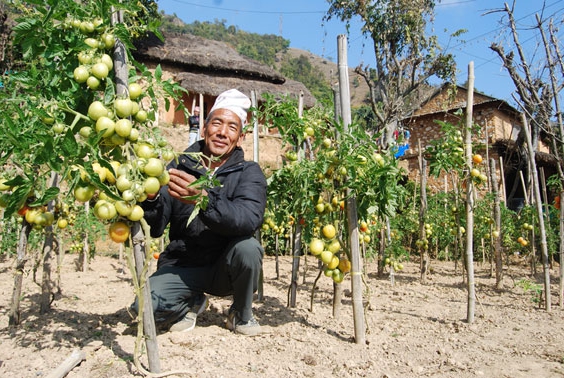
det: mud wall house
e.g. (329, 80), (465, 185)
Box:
(400, 84), (557, 210)
(132, 32), (316, 170)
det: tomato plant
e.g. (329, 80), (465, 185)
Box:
(258, 94), (407, 283)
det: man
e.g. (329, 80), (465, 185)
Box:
(139, 89), (266, 336)
(188, 106), (200, 146)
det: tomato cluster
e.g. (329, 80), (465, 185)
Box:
(308, 218), (350, 284)
(64, 17), (174, 243)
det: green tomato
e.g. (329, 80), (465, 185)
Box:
(88, 101), (109, 120)
(127, 205), (144, 221)
(73, 65), (89, 83)
(74, 184), (95, 203)
(84, 37), (99, 49)
(99, 54), (113, 70)
(86, 76), (101, 90)
(91, 62), (109, 80)
(134, 109), (148, 123)
(95, 116), (115, 138)
(114, 98), (133, 118)
(94, 201), (117, 220)
(128, 128), (140, 142)
(114, 119), (132, 138)
(128, 83), (143, 100)
(78, 51), (93, 64)
(102, 33), (116, 49)
(135, 143), (156, 159)
(143, 158), (165, 177)
(114, 201), (133, 217)
(52, 123), (66, 134)
(79, 126), (92, 138)
(116, 175), (133, 192)
(143, 177), (161, 195)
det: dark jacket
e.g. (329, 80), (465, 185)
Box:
(141, 141), (267, 268)
(188, 115), (199, 131)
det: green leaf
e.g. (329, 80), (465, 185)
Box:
(29, 186), (60, 207)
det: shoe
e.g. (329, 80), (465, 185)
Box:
(169, 294), (208, 332)
(226, 309), (262, 336)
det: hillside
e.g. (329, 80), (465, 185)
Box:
(277, 47), (370, 108)
(159, 15), (370, 107)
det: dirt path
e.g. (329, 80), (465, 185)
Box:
(0, 253), (563, 378)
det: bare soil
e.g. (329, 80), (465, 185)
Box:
(1, 250), (563, 378)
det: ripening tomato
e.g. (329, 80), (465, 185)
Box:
(109, 221), (130, 243)
(472, 154), (483, 164)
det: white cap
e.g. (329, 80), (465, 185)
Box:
(209, 89), (251, 125)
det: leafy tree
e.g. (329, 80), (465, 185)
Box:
(325, 0), (457, 144)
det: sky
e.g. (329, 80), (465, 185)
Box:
(155, 0), (564, 107)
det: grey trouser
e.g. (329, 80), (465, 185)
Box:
(135, 236), (263, 328)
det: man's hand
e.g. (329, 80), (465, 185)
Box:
(167, 168), (207, 204)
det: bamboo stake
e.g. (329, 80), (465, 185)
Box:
(289, 92), (304, 308)
(8, 220), (32, 325)
(465, 62), (476, 323)
(418, 139), (428, 283)
(111, 7), (160, 373)
(338, 34), (365, 344)
(40, 172), (58, 314)
(499, 156), (507, 204)
(490, 158), (503, 288)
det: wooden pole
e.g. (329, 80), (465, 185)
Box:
(289, 93), (305, 308)
(337, 34), (365, 344)
(465, 62), (476, 323)
(490, 158), (503, 288)
(499, 156), (507, 204)
(40, 172), (58, 314)
(8, 220), (32, 325)
(521, 113), (551, 312)
(111, 8), (160, 372)
(418, 140), (428, 282)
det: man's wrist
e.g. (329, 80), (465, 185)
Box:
(145, 192), (160, 202)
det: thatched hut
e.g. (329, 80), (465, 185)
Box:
(133, 32), (316, 125)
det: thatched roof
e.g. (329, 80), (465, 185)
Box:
(133, 32), (316, 107)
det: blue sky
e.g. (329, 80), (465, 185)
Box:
(156, 0), (564, 106)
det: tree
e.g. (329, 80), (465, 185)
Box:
(324, 0), (457, 145)
(489, 2), (564, 310)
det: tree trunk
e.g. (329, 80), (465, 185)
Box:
(522, 114), (551, 312)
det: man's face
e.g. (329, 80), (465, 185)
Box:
(201, 108), (243, 162)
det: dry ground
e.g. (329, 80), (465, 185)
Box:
(1, 250), (563, 378)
